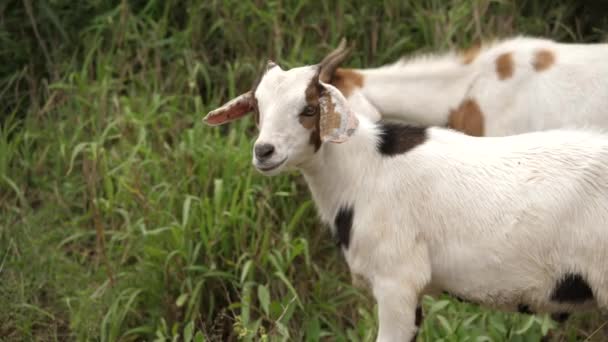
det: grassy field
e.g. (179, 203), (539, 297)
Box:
(2, 0), (608, 341)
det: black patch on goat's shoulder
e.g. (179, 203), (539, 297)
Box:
(550, 273), (594, 303)
(517, 304), (533, 315)
(551, 312), (570, 323)
(334, 205), (354, 249)
(377, 122), (427, 156)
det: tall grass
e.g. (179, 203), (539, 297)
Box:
(1, 0), (608, 341)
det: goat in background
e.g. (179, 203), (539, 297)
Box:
(330, 37), (608, 136)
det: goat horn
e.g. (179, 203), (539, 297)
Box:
(318, 38), (351, 83)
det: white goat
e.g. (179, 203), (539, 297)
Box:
(330, 36), (608, 136)
(203, 49), (608, 342)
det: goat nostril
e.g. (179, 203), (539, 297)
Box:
(255, 144), (275, 160)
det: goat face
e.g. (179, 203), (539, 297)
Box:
(203, 40), (360, 176)
(252, 65), (321, 174)
(251, 66), (359, 175)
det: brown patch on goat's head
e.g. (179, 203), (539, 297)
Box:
(495, 52), (514, 80)
(297, 39), (353, 151)
(461, 43), (481, 65)
(448, 98), (484, 136)
(532, 49), (555, 72)
(332, 68), (364, 97)
(300, 75), (322, 151)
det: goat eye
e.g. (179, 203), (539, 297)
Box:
(301, 105), (317, 117)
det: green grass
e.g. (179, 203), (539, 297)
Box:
(1, 0), (608, 341)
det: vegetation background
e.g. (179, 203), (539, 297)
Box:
(2, 0), (608, 341)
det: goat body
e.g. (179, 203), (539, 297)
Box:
(305, 116), (608, 340)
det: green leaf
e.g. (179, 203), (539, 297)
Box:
(176, 293), (189, 307)
(240, 259), (253, 284)
(304, 316), (321, 341)
(67, 142), (90, 175)
(193, 332), (205, 342)
(257, 284), (271, 316)
(462, 313), (480, 327)
(514, 315), (536, 335)
(276, 321), (290, 338)
(273, 271), (302, 309)
(436, 314), (453, 335)
(183, 321), (194, 342)
(489, 315), (507, 334)
(540, 314), (554, 335)
(429, 299), (451, 315)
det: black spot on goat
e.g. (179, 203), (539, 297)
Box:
(377, 122), (427, 156)
(550, 273), (594, 303)
(415, 306), (423, 326)
(334, 205), (354, 249)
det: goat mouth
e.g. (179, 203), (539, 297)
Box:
(257, 158), (287, 172)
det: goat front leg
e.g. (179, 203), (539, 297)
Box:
(373, 277), (422, 342)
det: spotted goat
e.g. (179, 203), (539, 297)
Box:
(203, 47), (608, 342)
(330, 36), (608, 136)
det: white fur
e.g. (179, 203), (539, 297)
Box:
(208, 55), (608, 342)
(353, 36), (608, 135)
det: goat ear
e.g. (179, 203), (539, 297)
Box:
(203, 91), (254, 126)
(318, 81), (359, 143)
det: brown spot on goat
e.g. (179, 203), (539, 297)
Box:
(300, 39), (351, 151)
(496, 52), (514, 80)
(300, 75), (322, 151)
(448, 98), (484, 136)
(298, 84), (318, 130)
(332, 68), (364, 97)
(461, 44), (481, 65)
(532, 49), (555, 72)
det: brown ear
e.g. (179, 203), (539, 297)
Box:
(319, 38), (352, 83)
(203, 91), (254, 126)
(318, 81), (358, 143)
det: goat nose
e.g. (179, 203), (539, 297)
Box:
(255, 143), (275, 161)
